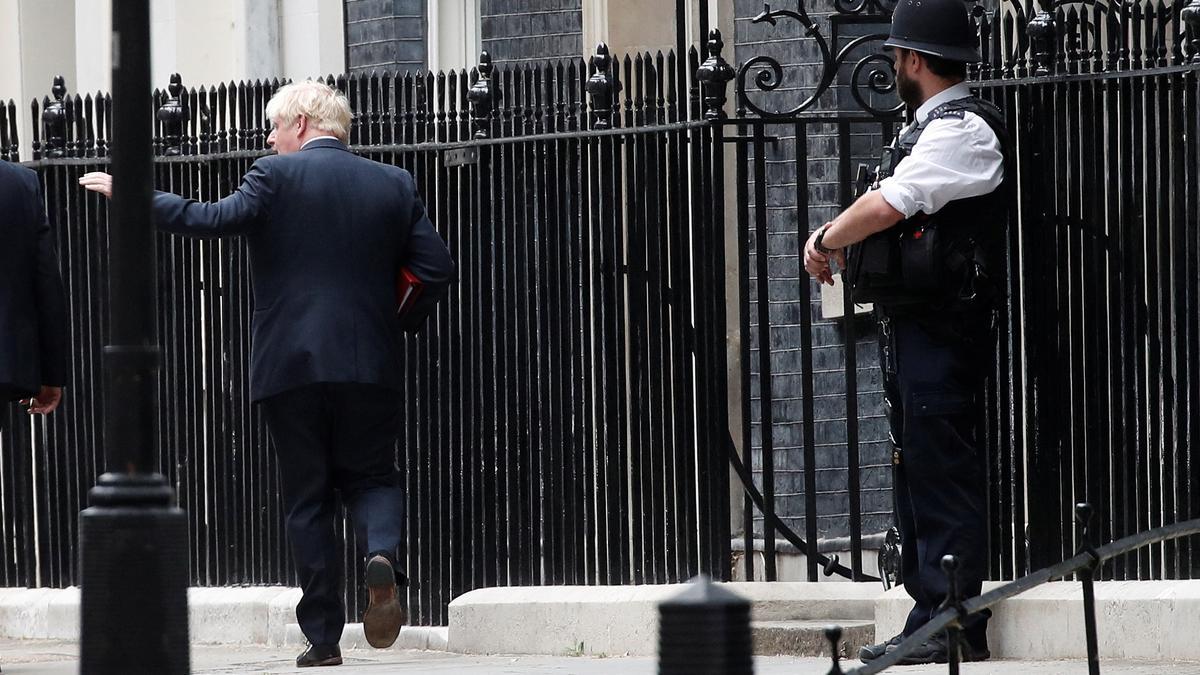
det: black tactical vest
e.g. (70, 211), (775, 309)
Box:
(844, 96), (1012, 311)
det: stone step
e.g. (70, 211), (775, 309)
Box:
(752, 619), (875, 658)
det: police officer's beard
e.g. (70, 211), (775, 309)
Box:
(896, 70), (922, 108)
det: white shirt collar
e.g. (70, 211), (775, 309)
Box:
(301, 135), (341, 149)
(914, 82), (973, 124)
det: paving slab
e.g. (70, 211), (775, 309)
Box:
(0, 639), (1198, 674)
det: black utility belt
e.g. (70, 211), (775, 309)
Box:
(844, 218), (957, 307)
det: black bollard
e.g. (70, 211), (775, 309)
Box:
(658, 575), (753, 675)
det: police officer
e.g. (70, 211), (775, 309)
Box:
(803, 0), (1008, 664)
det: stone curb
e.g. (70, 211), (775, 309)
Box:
(875, 580), (1200, 661)
(0, 587), (447, 652)
(447, 582), (884, 657)
(5, 580), (1199, 661)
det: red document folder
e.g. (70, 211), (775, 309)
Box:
(396, 267), (424, 317)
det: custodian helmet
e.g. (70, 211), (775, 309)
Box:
(883, 0), (980, 63)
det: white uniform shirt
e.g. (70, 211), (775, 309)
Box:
(877, 82), (1005, 219)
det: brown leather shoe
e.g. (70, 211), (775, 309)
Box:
(296, 644), (342, 667)
(363, 554), (406, 648)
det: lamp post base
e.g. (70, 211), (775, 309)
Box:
(79, 473), (190, 674)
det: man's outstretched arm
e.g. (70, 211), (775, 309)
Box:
(80, 161), (272, 237)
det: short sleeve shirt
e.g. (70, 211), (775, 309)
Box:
(877, 82), (1005, 219)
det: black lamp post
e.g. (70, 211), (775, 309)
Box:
(78, 1), (190, 672)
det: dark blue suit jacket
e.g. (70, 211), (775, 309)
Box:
(0, 161), (69, 399)
(153, 138), (454, 402)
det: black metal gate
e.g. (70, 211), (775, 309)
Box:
(730, 0), (1200, 584)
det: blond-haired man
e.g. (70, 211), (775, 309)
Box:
(81, 80), (454, 667)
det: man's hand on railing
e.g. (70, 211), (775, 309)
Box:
(79, 172), (113, 198)
(20, 385), (62, 415)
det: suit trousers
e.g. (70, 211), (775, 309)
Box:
(879, 310), (991, 647)
(260, 382), (405, 647)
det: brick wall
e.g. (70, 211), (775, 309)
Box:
(733, 0), (897, 542)
(344, 0), (427, 73)
(480, 0), (582, 65)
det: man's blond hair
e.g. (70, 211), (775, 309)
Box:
(265, 80), (353, 143)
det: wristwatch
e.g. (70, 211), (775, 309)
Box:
(814, 224), (836, 255)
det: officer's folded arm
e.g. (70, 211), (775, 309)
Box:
(815, 113), (1003, 257)
(817, 190), (906, 251)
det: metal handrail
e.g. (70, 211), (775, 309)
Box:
(725, 433), (878, 583)
(822, 506), (1200, 675)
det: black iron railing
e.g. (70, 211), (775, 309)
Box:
(4, 0), (1200, 634)
(731, 0), (1200, 588)
(0, 41), (741, 625)
(821, 504), (1200, 674)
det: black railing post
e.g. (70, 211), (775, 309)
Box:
(41, 76), (68, 158)
(1075, 503), (1102, 675)
(78, 1), (190, 673)
(468, 52), (495, 139)
(825, 625), (845, 675)
(1183, 0), (1200, 63)
(696, 30), (734, 120)
(156, 73), (187, 156)
(1028, 5), (1058, 75)
(587, 43), (615, 130)
(940, 554), (964, 675)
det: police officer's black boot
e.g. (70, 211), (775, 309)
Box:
(859, 633), (904, 662)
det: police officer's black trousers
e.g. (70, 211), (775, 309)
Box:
(880, 311), (990, 646)
(261, 382), (406, 647)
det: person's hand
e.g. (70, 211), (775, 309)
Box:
(20, 385), (63, 415)
(78, 172), (113, 198)
(804, 225), (842, 286)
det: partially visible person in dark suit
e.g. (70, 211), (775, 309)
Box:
(1, 160), (69, 435)
(81, 80), (454, 668)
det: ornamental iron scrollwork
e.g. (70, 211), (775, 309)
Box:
(1186, 0), (1200, 62)
(833, 0), (899, 15)
(737, 1), (907, 118)
(738, 0), (1016, 118)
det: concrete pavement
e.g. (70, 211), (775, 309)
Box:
(1, 639), (1199, 674)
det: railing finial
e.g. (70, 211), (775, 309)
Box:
(468, 51), (495, 139)
(157, 73), (187, 156)
(586, 43), (615, 130)
(41, 75), (68, 158)
(1075, 503), (1096, 549)
(696, 29), (735, 120)
(1028, 6), (1057, 75)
